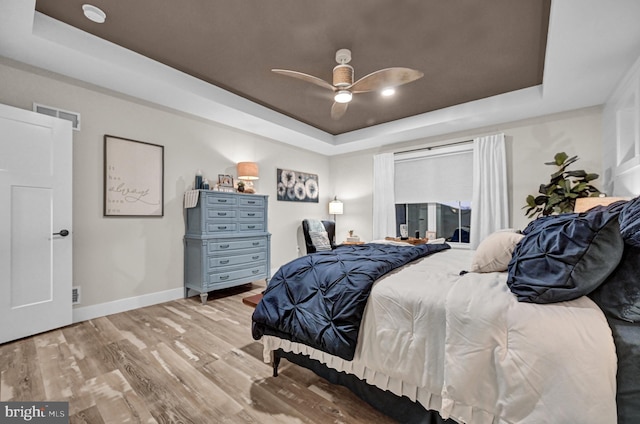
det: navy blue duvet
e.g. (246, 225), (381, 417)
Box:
(251, 242), (450, 360)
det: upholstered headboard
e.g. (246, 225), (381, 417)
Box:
(574, 196), (629, 213)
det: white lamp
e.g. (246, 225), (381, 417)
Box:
(237, 161), (259, 193)
(329, 196), (343, 221)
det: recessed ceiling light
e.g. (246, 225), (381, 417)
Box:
(381, 88), (396, 97)
(82, 4), (106, 24)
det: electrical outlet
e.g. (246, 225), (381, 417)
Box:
(72, 286), (81, 305)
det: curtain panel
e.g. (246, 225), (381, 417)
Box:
(372, 153), (396, 240)
(470, 133), (509, 249)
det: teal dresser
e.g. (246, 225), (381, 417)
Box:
(184, 191), (270, 304)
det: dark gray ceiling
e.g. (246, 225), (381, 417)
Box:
(35, 1), (550, 135)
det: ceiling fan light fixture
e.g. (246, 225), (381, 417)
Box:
(381, 87), (396, 97)
(82, 4), (106, 23)
(273, 48), (423, 119)
(334, 90), (352, 104)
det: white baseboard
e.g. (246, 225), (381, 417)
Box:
(72, 287), (184, 323)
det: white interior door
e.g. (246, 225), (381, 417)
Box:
(0, 103), (72, 344)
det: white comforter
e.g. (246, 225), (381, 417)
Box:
(260, 248), (617, 424)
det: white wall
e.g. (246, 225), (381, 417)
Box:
(602, 54), (640, 197)
(0, 59), (332, 314)
(330, 107), (604, 240)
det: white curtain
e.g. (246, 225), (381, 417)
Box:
(470, 133), (509, 249)
(373, 153), (396, 240)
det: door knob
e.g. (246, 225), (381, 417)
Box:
(53, 229), (70, 237)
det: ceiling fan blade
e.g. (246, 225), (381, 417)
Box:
(331, 102), (348, 120)
(350, 67), (424, 93)
(272, 69), (335, 91)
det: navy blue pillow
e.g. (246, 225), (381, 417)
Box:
(589, 244), (640, 322)
(507, 209), (624, 304)
(521, 213), (577, 235)
(619, 196), (640, 247)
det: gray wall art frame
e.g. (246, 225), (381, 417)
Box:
(104, 135), (164, 217)
(277, 168), (319, 203)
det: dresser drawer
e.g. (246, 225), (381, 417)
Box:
(204, 222), (238, 233)
(208, 251), (266, 269)
(239, 222), (265, 232)
(207, 264), (267, 286)
(207, 237), (267, 253)
(239, 210), (264, 220)
(206, 209), (237, 220)
(204, 193), (238, 207)
(239, 197), (264, 208)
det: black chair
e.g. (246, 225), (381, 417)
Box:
(302, 219), (337, 254)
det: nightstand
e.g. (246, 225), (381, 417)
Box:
(342, 241), (365, 245)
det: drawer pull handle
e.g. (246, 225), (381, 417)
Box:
(248, 225), (256, 229)
(218, 199), (228, 203)
(252, 256), (259, 260)
(248, 201), (256, 204)
(218, 212), (227, 216)
(220, 275), (229, 280)
(220, 260), (229, 264)
(252, 269), (260, 274)
(247, 213), (256, 216)
(219, 244), (230, 249)
(218, 226), (227, 230)
(252, 242), (260, 246)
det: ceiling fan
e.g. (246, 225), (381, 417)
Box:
(272, 49), (424, 120)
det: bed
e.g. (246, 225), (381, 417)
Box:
(252, 197), (640, 424)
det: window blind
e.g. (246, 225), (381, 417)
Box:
(394, 148), (473, 204)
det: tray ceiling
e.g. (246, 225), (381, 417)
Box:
(35, 0), (550, 136)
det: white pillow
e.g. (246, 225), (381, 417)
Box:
(471, 231), (524, 273)
(309, 230), (332, 251)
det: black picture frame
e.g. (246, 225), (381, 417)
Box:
(104, 135), (164, 217)
(276, 168), (319, 203)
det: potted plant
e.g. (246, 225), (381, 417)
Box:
(523, 152), (600, 218)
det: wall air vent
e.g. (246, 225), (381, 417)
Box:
(72, 286), (81, 305)
(33, 103), (81, 131)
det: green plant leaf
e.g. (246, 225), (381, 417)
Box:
(585, 173), (599, 182)
(550, 169), (564, 180)
(554, 151), (568, 165)
(525, 195), (536, 208)
(565, 170), (587, 178)
(534, 195), (548, 205)
(573, 182), (588, 192)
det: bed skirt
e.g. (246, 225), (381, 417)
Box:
(277, 349), (456, 424)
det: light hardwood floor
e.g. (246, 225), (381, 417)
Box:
(0, 282), (396, 423)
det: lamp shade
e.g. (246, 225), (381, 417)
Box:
(237, 162), (259, 180)
(329, 197), (343, 215)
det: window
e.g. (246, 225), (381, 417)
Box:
(395, 201), (471, 243)
(394, 144), (473, 244)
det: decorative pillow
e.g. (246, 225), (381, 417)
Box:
(309, 230), (332, 251)
(470, 231), (524, 273)
(521, 213), (577, 235)
(507, 209), (624, 304)
(589, 244), (640, 322)
(619, 196), (640, 247)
